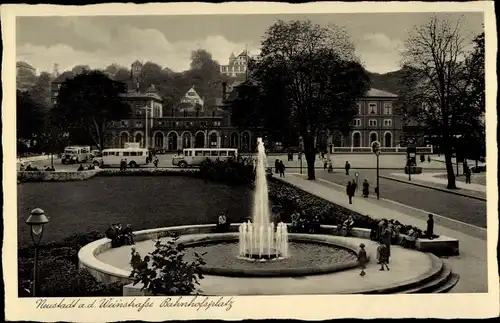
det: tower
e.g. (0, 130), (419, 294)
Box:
(52, 63), (59, 78)
(229, 52), (236, 66)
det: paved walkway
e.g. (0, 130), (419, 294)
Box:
(389, 172), (486, 193)
(99, 235), (436, 295)
(279, 174), (488, 293)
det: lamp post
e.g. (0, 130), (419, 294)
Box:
(140, 106), (152, 149)
(299, 136), (304, 174)
(372, 141), (381, 200)
(26, 208), (49, 297)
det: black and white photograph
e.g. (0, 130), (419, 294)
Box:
(2, 1), (498, 321)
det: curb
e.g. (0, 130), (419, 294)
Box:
(379, 175), (486, 202)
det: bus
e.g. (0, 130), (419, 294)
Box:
(61, 146), (91, 164)
(97, 147), (150, 168)
(172, 148), (238, 168)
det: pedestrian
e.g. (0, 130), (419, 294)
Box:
(352, 180), (357, 196)
(427, 155), (431, 163)
(465, 166), (472, 184)
(323, 158), (328, 170)
(275, 159), (280, 173)
(377, 240), (390, 271)
(279, 160), (286, 177)
(362, 179), (369, 197)
(426, 214), (435, 239)
(153, 156), (159, 168)
(321, 151), (325, 159)
(345, 161), (351, 175)
(346, 181), (354, 204)
(357, 243), (368, 276)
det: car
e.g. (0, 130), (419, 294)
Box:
(470, 163), (486, 173)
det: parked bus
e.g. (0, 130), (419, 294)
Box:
(62, 146), (91, 164)
(96, 147), (150, 168)
(172, 148), (238, 167)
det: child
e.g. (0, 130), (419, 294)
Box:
(357, 243), (368, 276)
(377, 240), (390, 271)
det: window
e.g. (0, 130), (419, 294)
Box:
(123, 152), (130, 156)
(384, 103), (392, 115)
(188, 91), (196, 97)
(195, 151), (204, 157)
(353, 118), (361, 126)
(138, 152), (144, 156)
(220, 151), (228, 157)
(188, 151), (193, 157)
(135, 110), (142, 116)
(369, 119), (377, 126)
(121, 120), (128, 127)
(369, 103), (377, 114)
(214, 121), (221, 127)
(58, 84), (61, 89)
(384, 119), (392, 127)
(53, 100), (57, 105)
(200, 121), (207, 127)
(211, 151), (219, 157)
(130, 152), (138, 156)
(357, 103), (362, 115)
(228, 151), (236, 157)
(135, 121), (143, 127)
(203, 151), (211, 157)
(53, 91), (58, 97)
(175, 122), (180, 127)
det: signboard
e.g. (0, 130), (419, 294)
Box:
(371, 141), (381, 156)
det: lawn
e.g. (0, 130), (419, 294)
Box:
(17, 176), (253, 247)
(433, 173), (486, 186)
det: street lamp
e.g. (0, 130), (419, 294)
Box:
(372, 141), (381, 200)
(26, 208), (49, 297)
(139, 106), (152, 149)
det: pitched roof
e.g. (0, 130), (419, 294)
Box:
(52, 71), (74, 83)
(366, 88), (398, 98)
(131, 60), (143, 67)
(17, 61), (35, 70)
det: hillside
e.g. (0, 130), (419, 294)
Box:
(368, 68), (409, 95)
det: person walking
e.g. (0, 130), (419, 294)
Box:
(465, 166), (472, 184)
(345, 161), (351, 175)
(346, 181), (354, 204)
(323, 158), (328, 170)
(377, 240), (390, 271)
(279, 160), (286, 177)
(362, 179), (370, 198)
(357, 243), (368, 276)
(275, 159), (280, 173)
(426, 214), (435, 239)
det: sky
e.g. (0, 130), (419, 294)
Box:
(16, 12), (484, 75)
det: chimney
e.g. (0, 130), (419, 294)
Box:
(222, 82), (227, 100)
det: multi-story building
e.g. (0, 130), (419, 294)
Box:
(16, 61), (37, 92)
(50, 71), (74, 106)
(335, 88), (402, 148)
(220, 51), (248, 77)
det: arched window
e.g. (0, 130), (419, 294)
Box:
(352, 132), (361, 147)
(384, 132), (392, 147)
(370, 132), (378, 145)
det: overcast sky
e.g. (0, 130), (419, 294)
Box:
(16, 12), (483, 75)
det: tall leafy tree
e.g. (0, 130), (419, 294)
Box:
(246, 20), (370, 180)
(400, 17), (484, 188)
(51, 70), (131, 149)
(17, 90), (45, 140)
(28, 71), (53, 110)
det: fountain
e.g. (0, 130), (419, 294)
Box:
(238, 138), (289, 260)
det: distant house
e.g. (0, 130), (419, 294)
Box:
(16, 61), (37, 92)
(179, 86), (204, 111)
(220, 51), (248, 77)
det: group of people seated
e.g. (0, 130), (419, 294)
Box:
(77, 164), (96, 171)
(369, 218), (425, 249)
(19, 163), (39, 171)
(105, 223), (135, 248)
(291, 211), (321, 233)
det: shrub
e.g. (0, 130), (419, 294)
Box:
(18, 231), (124, 297)
(198, 158), (255, 186)
(129, 236), (206, 296)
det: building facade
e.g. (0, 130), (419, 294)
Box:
(220, 51), (248, 77)
(335, 88), (402, 148)
(16, 61), (37, 92)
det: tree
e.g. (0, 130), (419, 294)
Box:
(17, 90), (45, 140)
(28, 72), (53, 110)
(400, 17), (483, 188)
(51, 71), (131, 150)
(248, 20), (370, 179)
(71, 65), (90, 75)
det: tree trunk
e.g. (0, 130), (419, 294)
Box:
(444, 152), (457, 189)
(305, 151), (316, 180)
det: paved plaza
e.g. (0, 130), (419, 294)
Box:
(278, 174), (488, 293)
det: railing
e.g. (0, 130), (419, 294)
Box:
(331, 146), (433, 154)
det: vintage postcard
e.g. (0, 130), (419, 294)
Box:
(2, 1), (499, 321)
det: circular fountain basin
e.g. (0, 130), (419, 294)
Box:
(184, 240), (358, 277)
(241, 248), (281, 260)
